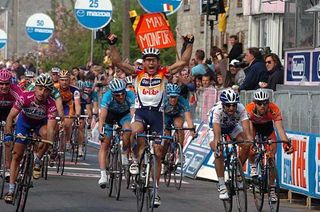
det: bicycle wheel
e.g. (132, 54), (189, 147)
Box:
(43, 154), (49, 180)
(267, 158), (280, 212)
(16, 153), (33, 212)
(114, 147), (122, 200)
(136, 151), (147, 212)
(223, 179), (233, 212)
(0, 142), (6, 198)
(233, 158), (247, 212)
(163, 148), (173, 187)
(252, 160), (265, 211)
(146, 154), (157, 212)
(173, 142), (183, 190)
(83, 126), (88, 160)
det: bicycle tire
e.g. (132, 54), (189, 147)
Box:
(0, 142), (6, 198)
(83, 126), (88, 160)
(173, 142), (183, 190)
(43, 154), (49, 180)
(136, 151), (147, 212)
(124, 163), (131, 189)
(233, 158), (247, 212)
(222, 179), (233, 212)
(267, 158), (280, 212)
(252, 160), (265, 211)
(163, 149), (173, 187)
(16, 153), (33, 212)
(146, 154), (157, 212)
(114, 147), (122, 200)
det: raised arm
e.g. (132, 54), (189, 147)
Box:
(168, 34), (194, 75)
(107, 34), (135, 75)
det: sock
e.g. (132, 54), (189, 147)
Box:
(9, 183), (15, 193)
(218, 177), (225, 187)
(100, 170), (106, 177)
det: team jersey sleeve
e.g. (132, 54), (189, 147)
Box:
(238, 103), (249, 121)
(100, 91), (112, 109)
(269, 103), (282, 121)
(47, 98), (58, 120)
(13, 92), (27, 111)
(127, 91), (136, 109)
(245, 102), (255, 120)
(91, 91), (99, 103)
(208, 105), (220, 128)
(51, 87), (61, 100)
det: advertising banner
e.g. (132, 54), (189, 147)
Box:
(0, 29), (7, 49)
(138, 0), (183, 15)
(25, 13), (54, 42)
(311, 50), (320, 82)
(285, 51), (311, 84)
(131, 12), (176, 51)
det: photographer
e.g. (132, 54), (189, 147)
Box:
(224, 59), (245, 88)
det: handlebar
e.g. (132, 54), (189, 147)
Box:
(136, 133), (174, 140)
(15, 134), (53, 145)
(165, 127), (195, 131)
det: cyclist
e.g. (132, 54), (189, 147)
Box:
(0, 68), (23, 179)
(55, 69), (81, 151)
(246, 88), (294, 202)
(163, 83), (194, 160)
(4, 73), (57, 203)
(107, 33), (194, 207)
(208, 89), (252, 200)
(124, 75), (135, 93)
(78, 81), (98, 157)
(98, 78), (135, 188)
(50, 67), (60, 87)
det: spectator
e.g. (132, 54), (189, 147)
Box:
(189, 58), (198, 69)
(264, 53), (284, 91)
(72, 67), (80, 80)
(211, 46), (228, 80)
(215, 73), (225, 90)
(11, 60), (25, 81)
(228, 35), (243, 61)
(191, 49), (207, 76)
(239, 47), (268, 91)
(25, 62), (36, 74)
(224, 59), (245, 88)
(134, 58), (143, 71)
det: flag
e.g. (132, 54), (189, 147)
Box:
(163, 3), (174, 12)
(129, 10), (137, 18)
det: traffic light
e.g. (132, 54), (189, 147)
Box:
(201, 0), (225, 16)
(95, 24), (110, 40)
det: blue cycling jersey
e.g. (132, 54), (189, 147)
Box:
(81, 91), (98, 107)
(100, 90), (135, 114)
(163, 96), (190, 117)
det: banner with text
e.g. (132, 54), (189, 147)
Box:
(131, 12), (176, 51)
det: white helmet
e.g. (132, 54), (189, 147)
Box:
(220, 89), (239, 104)
(142, 48), (160, 59)
(35, 73), (54, 90)
(253, 89), (269, 101)
(125, 75), (133, 84)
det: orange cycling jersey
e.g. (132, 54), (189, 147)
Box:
(246, 102), (282, 124)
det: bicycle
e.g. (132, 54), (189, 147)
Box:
(250, 136), (291, 212)
(163, 127), (195, 190)
(0, 121), (7, 198)
(11, 132), (53, 212)
(134, 126), (173, 212)
(216, 135), (248, 212)
(70, 115), (88, 164)
(83, 116), (90, 160)
(53, 117), (66, 175)
(103, 123), (131, 201)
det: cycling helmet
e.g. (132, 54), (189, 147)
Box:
(166, 83), (181, 97)
(59, 69), (70, 78)
(142, 48), (160, 59)
(51, 67), (61, 73)
(35, 73), (54, 90)
(84, 81), (94, 88)
(253, 89), (269, 101)
(0, 68), (12, 82)
(25, 70), (35, 78)
(109, 78), (126, 93)
(220, 89), (239, 104)
(125, 75), (133, 85)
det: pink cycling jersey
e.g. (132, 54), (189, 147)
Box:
(0, 84), (23, 108)
(14, 91), (57, 124)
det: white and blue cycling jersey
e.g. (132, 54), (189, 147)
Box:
(163, 96), (191, 117)
(100, 90), (135, 114)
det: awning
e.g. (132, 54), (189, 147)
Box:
(305, 3), (320, 12)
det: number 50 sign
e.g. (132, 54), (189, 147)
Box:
(25, 13), (54, 42)
(74, 0), (113, 30)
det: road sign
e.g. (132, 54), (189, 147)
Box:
(0, 29), (7, 49)
(74, 0), (113, 30)
(25, 13), (54, 42)
(138, 0), (183, 15)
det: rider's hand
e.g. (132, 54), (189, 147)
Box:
(185, 34), (194, 44)
(107, 34), (118, 45)
(285, 145), (294, 154)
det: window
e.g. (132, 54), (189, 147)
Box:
(260, 19), (268, 47)
(236, 0), (242, 8)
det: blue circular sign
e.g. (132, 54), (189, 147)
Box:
(0, 29), (7, 49)
(138, 0), (183, 15)
(74, 0), (113, 30)
(25, 13), (54, 42)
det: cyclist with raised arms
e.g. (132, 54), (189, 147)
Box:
(208, 89), (252, 200)
(4, 73), (57, 203)
(163, 83), (194, 159)
(107, 33), (194, 207)
(0, 68), (23, 180)
(246, 89), (294, 202)
(98, 78), (135, 188)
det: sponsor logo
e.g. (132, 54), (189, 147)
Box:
(140, 78), (162, 87)
(142, 88), (159, 95)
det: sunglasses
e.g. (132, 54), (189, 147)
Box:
(265, 60), (272, 64)
(113, 92), (125, 97)
(169, 95), (178, 99)
(255, 101), (269, 106)
(0, 82), (10, 85)
(224, 103), (237, 108)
